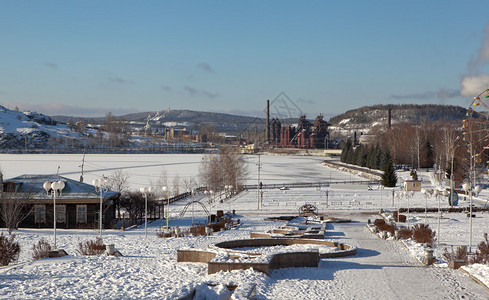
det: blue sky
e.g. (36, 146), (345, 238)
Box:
(1, 1), (489, 119)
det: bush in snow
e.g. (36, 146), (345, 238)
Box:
(373, 219), (395, 235)
(0, 233), (20, 266)
(155, 228), (173, 238)
(32, 239), (52, 260)
(208, 220), (226, 232)
(412, 224), (436, 247)
(77, 237), (105, 256)
(442, 245), (468, 264)
(189, 223), (206, 236)
(470, 233), (489, 264)
(400, 228), (412, 239)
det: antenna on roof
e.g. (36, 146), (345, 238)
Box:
(79, 134), (88, 182)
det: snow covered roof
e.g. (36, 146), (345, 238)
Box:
(4, 174), (119, 201)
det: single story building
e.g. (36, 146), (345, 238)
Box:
(0, 174), (120, 229)
(404, 180), (422, 192)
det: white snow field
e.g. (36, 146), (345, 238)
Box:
(1, 154), (489, 299)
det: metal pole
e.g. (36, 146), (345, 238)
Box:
(53, 190), (57, 249)
(469, 144), (474, 253)
(99, 187), (103, 239)
(145, 192), (148, 238)
(450, 153), (454, 208)
(437, 193), (440, 247)
(257, 154), (261, 209)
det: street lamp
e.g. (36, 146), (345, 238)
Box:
(162, 186), (168, 229)
(433, 189), (440, 247)
(43, 180), (65, 249)
(463, 182), (473, 252)
(139, 186), (151, 238)
(421, 188), (430, 223)
(449, 136), (460, 208)
(204, 190), (209, 203)
(93, 177), (107, 239)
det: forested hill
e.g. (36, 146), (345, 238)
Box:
(328, 104), (467, 127)
(52, 109), (263, 124)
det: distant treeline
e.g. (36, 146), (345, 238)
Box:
(329, 104), (466, 125)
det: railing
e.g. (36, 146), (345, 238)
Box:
(242, 180), (381, 190)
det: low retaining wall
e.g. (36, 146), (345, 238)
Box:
(177, 249), (217, 263)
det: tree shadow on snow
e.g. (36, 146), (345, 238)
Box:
(269, 257), (391, 281)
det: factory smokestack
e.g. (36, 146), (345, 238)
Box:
(266, 100), (270, 143)
(388, 109), (392, 130)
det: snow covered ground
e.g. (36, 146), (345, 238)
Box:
(1, 154), (489, 299)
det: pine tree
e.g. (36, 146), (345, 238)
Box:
(341, 139), (352, 163)
(381, 159), (397, 187)
(379, 148), (391, 171)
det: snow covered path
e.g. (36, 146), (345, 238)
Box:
(257, 213), (489, 300)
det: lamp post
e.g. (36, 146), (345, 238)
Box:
(162, 186), (168, 229)
(421, 188), (428, 223)
(463, 182), (473, 252)
(43, 180), (64, 249)
(139, 186), (151, 238)
(204, 190), (209, 203)
(325, 184), (330, 208)
(449, 137), (460, 207)
(93, 177), (107, 239)
(433, 189), (440, 247)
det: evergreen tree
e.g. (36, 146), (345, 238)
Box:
(381, 159), (397, 187)
(420, 139), (434, 168)
(341, 139), (352, 163)
(379, 148), (391, 170)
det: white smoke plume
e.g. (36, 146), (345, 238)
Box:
(461, 74), (489, 97)
(461, 22), (489, 96)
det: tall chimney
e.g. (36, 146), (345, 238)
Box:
(266, 100), (270, 143)
(388, 109), (392, 130)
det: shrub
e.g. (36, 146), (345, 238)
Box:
(208, 220), (226, 232)
(32, 239), (52, 260)
(443, 245), (468, 264)
(470, 233), (489, 264)
(373, 219), (385, 227)
(190, 223), (206, 236)
(155, 228), (172, 238)
(400, 228), (412, 239)
(0, 233), (20, 266)
(373, 218), (395, 235)
(412, 224), (436, 247)
(77, 237), (105, 256)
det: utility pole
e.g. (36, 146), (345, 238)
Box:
(257, 154), (262, 209)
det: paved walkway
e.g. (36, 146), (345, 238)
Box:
(256, 213), (488, 299)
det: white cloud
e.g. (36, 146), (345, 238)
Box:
(460, 74), (489, 97)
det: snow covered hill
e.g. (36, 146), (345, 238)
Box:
(0, 105), (82, 149)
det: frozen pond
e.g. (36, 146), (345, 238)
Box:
(0, 153), (364, 190)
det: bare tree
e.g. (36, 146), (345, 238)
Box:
(106, 170), (130, 219)
(181, 176), (197, 193)
(154, 168), (169, 199)
(172, 174), (181, 196)
(199, 146), (248, 193)
(0, 192), (35, 234)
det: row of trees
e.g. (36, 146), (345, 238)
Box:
(341, 120), (470, 186)
(341, 141), (392, 171)
(340, 141), (397, 187)
(375, 121), (465, 183)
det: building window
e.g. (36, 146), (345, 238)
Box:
(35, 205), (46, 223)
(77, 205), (87, 223)
(56, 205), (66, 223)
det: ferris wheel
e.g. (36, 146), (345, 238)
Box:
(463, 89), (489, 164)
